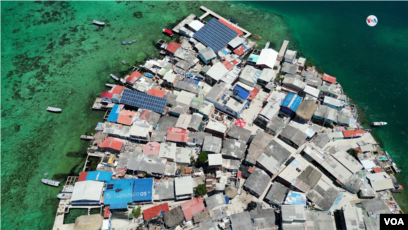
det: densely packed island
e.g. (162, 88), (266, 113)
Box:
(51, 6), (403, 230)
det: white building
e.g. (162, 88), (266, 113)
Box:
(284, 49), (297, 63)
(256, 48), (279, 69)
(71, 181), (104, 205)
(175, 176), (194, 200)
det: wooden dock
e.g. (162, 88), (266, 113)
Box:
(278, 40), (289, 61)
(199, 6), (252, 38)
(80, 135), (94, 140)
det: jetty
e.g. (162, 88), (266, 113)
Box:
(80, 135), (94, 140)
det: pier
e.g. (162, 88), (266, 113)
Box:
(80, 135), (94, 140)
(278, 40), (289, 61)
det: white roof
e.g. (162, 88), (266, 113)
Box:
(296, 57), (306, 66)
(367, 172), (394, 191)
(206, 62), (229, 81)
(228, 37), (245, 48)
(164, 72), (177, 83)
(226, 98), (245, 113)
(360, 160), (376, 170)
(256, 48), (279, 68)
(260, 102), (280, 120)
(279, 155), (310, 184)
(258, 68), (277, 82)
(206, 120), (227, 133)
(332, 151), (363, 174)
(195, 43), (206, 51)
(303, 85), (320, 98)
(285, 49), (297, 59)
(175, 176), (193, 195)
(129, 123), (151, 137)
(189, 20), (205, 32)
(71, 181), (104, 202)
(267, 91), (287, 104)
(176, 90), (195, 105)
(176, 114), (192, 129)
(208, 154), (223, 166)
(323, 96), (343, 107)
(159, 142), (177, 160)
(176, 147), (192, 164)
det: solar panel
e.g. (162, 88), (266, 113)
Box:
(193, 18), (238, 52)
(120, 89), (167, 113)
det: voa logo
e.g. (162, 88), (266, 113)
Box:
(384, 218), (404, 226)
(367, 15), (378, 27)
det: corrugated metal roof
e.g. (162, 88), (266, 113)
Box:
(132, 178), (153, 202)
(181, 197), (205, 221)
(143, 203), (169, 220)
(281, 93), (302, 112)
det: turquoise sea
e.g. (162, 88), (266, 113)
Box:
(1, 1), (408, 229)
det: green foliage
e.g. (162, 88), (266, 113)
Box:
(195, 184), (207, 197)
(347, 148), (359, 157)
(197, 151), (208, 166)
(275, 73), (285, 84)
(190, 156), (196, 165)
(305, 61), (314, 67)
(133, 206), (141, 219)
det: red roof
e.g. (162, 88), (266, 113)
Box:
(234, 45), (246, 56)
(231, 60), (239, 65)
(167, 127), (189, 143)
(147, 88), (166, 98)
(185, 168), (191, 174)
(373, 167), (383, 173)
(222, 61), (234, 70)
(110, 85), (125, 95)
(323, 74), (336, 83)
(237, 171), (242, 179)
(166, 42), (181, 54)
(126, 71), (141, 83)
(143, 142), (161, 156)
(143, 203), (170, 220)
(342, 129), (364, 138)
(248, 88), (260, 101)
(104, 206), (111, 219)
(78, 172), (88, 182)
(101, 92), (113, 99)
(139, 109), (152, 121)
(117, 110), (137, 126)
(248, 166), (256, 173)
(180, 197), (205, 221)
(218, 19), (244, 37)
(98, 137), (124, 151)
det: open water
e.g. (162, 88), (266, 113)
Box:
(1, 1), (408, 229)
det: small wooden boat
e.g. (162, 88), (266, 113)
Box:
(93, 20), (105, 26)
(106, 83), (115, 88)
(372, 122), (387, 126)
(163, 29), (174, 37)
(229, 18), (238, 25)
(57, 193), (72, 199)
(47, 107), (62, 113)
(110, 74), (119, 81)
(41, 179), (60, 187)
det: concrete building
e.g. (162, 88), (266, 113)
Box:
(243, 168), (270, 198)
(258, 68), (277, 86)
(264, 182), (289, 206)
(340, 207), (366, 230)
(313, 104), (337, 124)
(221, 138), (246, 160)
(158, 142), (177, 162)
(266, 116), (285, 136)
(281, 205), (306, 230)
(202, 136), (223, 153)
(205, 62), (228, 86)
(250, 209), (279, 230)
(282, 74), (306, 93)
(175, 176), (194, 200)
(199, 47), (216, 64)
(208, 154), (223, 171)
(323, 96), (343, 110)
(230, 212), (253, 230)
(256, 48), (279, 69)
(284, 49), (297, 63)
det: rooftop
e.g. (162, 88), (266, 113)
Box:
(203, 136), (223, 153)
(265, 182), (289, 205)
(181, 197), (205, 221)
(230, 212), (253, 230)
(221, 138), (246, 160)
(244, 168), (270, 196)
(227, 124), (252, 143)
(175, 176), (194, 196)
(282, 205), (306, 223)
(208, 153), (223, 166)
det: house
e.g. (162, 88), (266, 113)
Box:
(158, 142), (177, 162)
(204, 82), (246, 118)
(227, 125), (252, 143)
(254, 102), (280, 128)
(238, 65), (262, 87)
(205, 193), (227, 211)
(332, 151), (363, 174)
(222, 158), (241, 172)
(205, 120), (227, 138)
(132, 178), (154, 204)
(342, 129), (364, 139)
(358, 184), (376, 199)
(187, 131), (211, 147)
(175, 147), (193, 165)
(98, 137), (124, 154)
(165, 42), (181, 55)
(175, 114), (192, 130)
(153, 181), (175, 201)
(147, 88), (166, 98)
(276, 155), (309, 188)
(125, 71), (141, 86)
(294, 100), (318, 124)
(282, 74), (306, 93)
(175, 176), (194, 200)
(317, 85), (338, 99)
(305, 210), (336, 230)
(243, 168), (270, 198)
(337, 110), (353, 126)
(361, 198), (392, 215)
(174, 80), (201, 95)
(256, 48), (279, 69)
(302, 85), (321, 100)
(279, 125), (307, 149)
(143, 203), (170, 220)
(199, 47), (217, 64)
(103, 179), (134, 209)
(250, 209), (279, 230)
(340, 207), (366, 230)
(246, 54), (260, 66)
(163, 207), (185, 228)
(190, 97), (215, 118)
(230, 212), (253, 230)
(129, 123), (151, 142)
(231, 84), (251, 104)
(367, 172), (394, 192)
(228, 36), (245, 50)
(281, 205), (306, 230)
(163, 72), (178, 88)
(256, 139), (292, 176)
(181, 197), (205, 221)
(313, 104), (337, 123)
(202, 136), (222, 153)
(323, 96), (343, 110)
(208, 154), (223, 171)
(164, 162), (177, 177)
(188, 113), (203, 131)
(257, 68), (277, 86)
(205, 62), (228, 86)
(303, 71), (322, 88)
(266, 116), (285, 136)
(280, 93), (303, 117)
(295, 57), (306, 73)
(311, 134), (331, 149)
(284, 49), (297, 63)
(292, 166), (322, 193)
(71, 181), (104, 206)
(143, 142), (161, 156)
(167, 127), (189, 144)
(78, 171), (112, 182)
(127, 152), (167, 178)
(188, 20), (205, 32)
(221, 138), (246, 160)
(264, 182), (289, 206)
(281, 63), (298, 76)
(322, 73), (336, 84)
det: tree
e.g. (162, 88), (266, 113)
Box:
(133, 206), (141, 219)
(347, 148), (359, 157)
(275, 73), (285, 84)
(190, 156), (196, 165)
(305, 61), (314, 68)
(197, 151), (208, 166)
(195, 184), (207, 197)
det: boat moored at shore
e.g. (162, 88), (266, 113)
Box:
(110, 74), (119, 81)
(92, 20), (105, 26)
(372, 122), (387, 126)
(47, 107), (62, 113)
(41, 179), (60, 187)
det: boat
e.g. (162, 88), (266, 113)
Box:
(92, 20), (105, 26)
(385, 151), (400, 173)
(163, 29), (174, 37)
(372, 122), (387, 126)
(41, 179), (60, 187)
(229, 18), (238, 25)
(57, 193), (72, 199)
(110, 74), (119, 81)
(47, 107), (62, 113)
(122, 41), (127, 45)
(106, 83), (115, 88)
(143, 73), (154, 78)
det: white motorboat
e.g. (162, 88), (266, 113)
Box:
(41, 179), (60, 187)
(93, 20), (105, 26)
(57, 193), (72, 199)
(47, 107), (62, 113)
(110, 74), (119, 81)
(106, 83), (115, 88)
(372, 122), (387, 126)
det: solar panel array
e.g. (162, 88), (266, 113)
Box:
(120, 89), (167, 113)
(193, 18), (238, 52)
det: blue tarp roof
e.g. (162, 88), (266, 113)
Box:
(233, 85), (250, 101)
(281, 93), (302, 112)
(132, 178), (153, 202)
(224, 195), (229, 204)
(107, 104), (122, 122)
(104, 179), (135, 209)
(86, 171), (112, 182)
